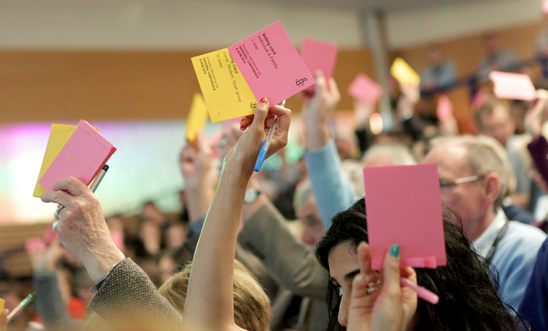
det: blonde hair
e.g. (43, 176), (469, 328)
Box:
(158, 260), (271, 331)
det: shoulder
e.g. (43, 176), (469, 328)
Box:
(496, 222), (546, 259)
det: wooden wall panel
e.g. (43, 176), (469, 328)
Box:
(0, 49), (375, 124)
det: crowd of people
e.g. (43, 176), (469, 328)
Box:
(5, 23), (548, 331)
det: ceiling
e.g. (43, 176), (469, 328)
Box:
(240, 0), (499, 13)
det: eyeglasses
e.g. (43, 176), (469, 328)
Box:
(439, 175), (485, 189)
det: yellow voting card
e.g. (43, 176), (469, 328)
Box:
(33, 123), (98, 197)
(391, 57), (420, 86)
(186, 93), (209, 143)
(0, 297), (4, 330)
(191, 48), (257, 123)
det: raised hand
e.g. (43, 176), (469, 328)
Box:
(40, 178), (125, 282)
(179, 132), (217, 190)
(347, 243), (417, 331)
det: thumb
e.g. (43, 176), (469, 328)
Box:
(381, 245), (402, 296)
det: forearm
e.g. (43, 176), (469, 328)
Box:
(303, 117), (330, 152)
(185, 185), (214, 223)
(33, 272), (82, 331)
(183, 163), (250, 331)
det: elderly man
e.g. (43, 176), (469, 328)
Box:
(423, 135), (546, 309)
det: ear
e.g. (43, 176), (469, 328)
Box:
(482, 172), (501, 206)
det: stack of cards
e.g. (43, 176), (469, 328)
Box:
(34, 120), (116, 195)
(192, 21), (315, 123)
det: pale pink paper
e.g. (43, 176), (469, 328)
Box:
(25, 238), (46, 253)
(39, 120), (116, 192)
(228, 21), (315, 106)
(437, 95), (453, 122)
(489, 71), (536, 101)
(364, 164), (446, 270)
(300, 38), (338, 93)
(348, 73), (383, 103)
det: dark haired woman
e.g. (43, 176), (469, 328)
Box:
(316, 199), (523, 331)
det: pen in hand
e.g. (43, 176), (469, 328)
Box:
(254, 100), (285, 172)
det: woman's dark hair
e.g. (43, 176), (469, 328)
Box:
(315, 198), (522, 331)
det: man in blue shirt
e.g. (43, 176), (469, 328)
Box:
(423, 135), (546, 310)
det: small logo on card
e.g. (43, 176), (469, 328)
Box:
(295, 78), (308, 87)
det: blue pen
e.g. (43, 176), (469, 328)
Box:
(254, 100), (285, 172)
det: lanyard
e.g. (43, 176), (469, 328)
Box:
(485, 219), (510, 264)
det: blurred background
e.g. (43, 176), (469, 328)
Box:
(0, 0), (545, 223)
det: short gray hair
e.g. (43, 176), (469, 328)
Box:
(361, 144), (417, 166)
(431, 135), (516, 209)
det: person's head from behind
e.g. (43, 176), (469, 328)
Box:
(158, 260), (270, 331)
(294, 179), (325, 248)
(423, 135), (513, 240)
(315, 198), (520, 331)
(361, 143), (416, 168)
(142, 201), (165, 226)
(475, 98), (515, 146)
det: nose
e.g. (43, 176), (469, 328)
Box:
(338, 294), (349, 327)
(301, 230), (315, 246)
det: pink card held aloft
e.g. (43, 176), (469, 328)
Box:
(364, 164), (446, 270)
(543, 0), (548, 14)
(437, 95), (453, 123)
(39, 120), (116, 192)
(228, 21), (315, 105)
(490, 71), (536, 101)
(300, 38), (338, 93)
(348, 73), (383, 104)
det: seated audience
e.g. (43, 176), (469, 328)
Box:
(476, 32), (519, 82)
(420, 44), (457, 92)
(423, 135), (546, 309)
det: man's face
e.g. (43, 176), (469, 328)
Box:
(423, 144), (487, 235)
(479, 105), (515, 147)
(297, 196), (326, 248)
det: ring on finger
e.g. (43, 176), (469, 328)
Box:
(54, 204), (65, 220)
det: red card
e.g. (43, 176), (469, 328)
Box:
(437, 95), (453, 123)
(348, 73), (383, 103)
(228, 21), (315, 105)
(300, 38), (338, 93)
(364, 164), (446, 270)
(490, 71), (536, 101)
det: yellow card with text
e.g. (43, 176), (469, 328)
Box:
(391, 57), (420, 86)
(191, 48), (257, 123)
(33, 124), (98, 197)
(186, 93), (209, 143)
(0, 298), (4, 328)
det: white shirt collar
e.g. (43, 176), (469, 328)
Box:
(472, 209), (507, 258)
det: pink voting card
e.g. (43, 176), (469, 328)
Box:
(228, 21), (315, 106)
(39, 120), (116, 192)
(364, 164), (446, 270)
(490, 71), (536, 101)
(437, 95), (453, 123)
(300, 38), (338, 93)
(348, 73), (383, 104)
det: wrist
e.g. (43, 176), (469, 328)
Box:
(84, 248), (125, 282)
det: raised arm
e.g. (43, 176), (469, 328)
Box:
(302, 72), (356, 229)
(182, 98), (291, 331)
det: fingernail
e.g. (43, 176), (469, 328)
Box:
(53, 221), (59, 229)
(390, 244), (400, 257)
(354, 274), (364, 282)
(240, 118), (245, 123)
(260, 97), (268, 104)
